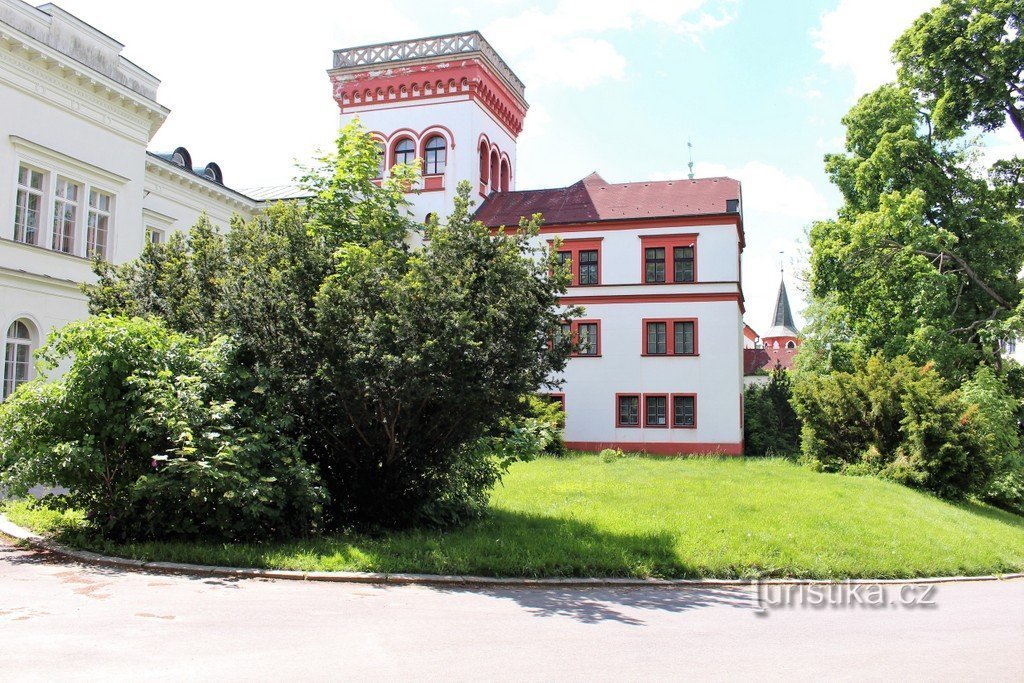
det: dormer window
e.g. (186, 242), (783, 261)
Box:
(202, 163), (223, 184)
(171, 152), (185, 166)
(170, 147), (191, 169)
(393, 139), (415, 167)
(424, 136), (446, 175)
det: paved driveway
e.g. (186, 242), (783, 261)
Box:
(1, 540), (1021, 680)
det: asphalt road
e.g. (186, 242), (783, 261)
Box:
(1, 540), (1022, 681)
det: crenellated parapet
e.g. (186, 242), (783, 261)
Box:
(329, 31), (528, 139)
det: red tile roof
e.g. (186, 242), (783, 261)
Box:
(474, 172), (742, 227)
(744, 348), (772, 375)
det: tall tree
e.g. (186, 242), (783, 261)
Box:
(803, 1), (1024, 380)
(894, 0), (1024, 141)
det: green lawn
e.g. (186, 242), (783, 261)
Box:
(6, 455), (1024, 579)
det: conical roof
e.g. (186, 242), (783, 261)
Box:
(764, 277), (799, 339)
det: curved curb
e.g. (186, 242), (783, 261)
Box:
(2, 514), (1022, 588)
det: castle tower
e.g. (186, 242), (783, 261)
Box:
(328, 32), (528, 223)
(761, 274), (801, 369)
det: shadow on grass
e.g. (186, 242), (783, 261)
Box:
(951, 500), (1024, 530)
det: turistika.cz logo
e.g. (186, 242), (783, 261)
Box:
(754, 581), (938, 615)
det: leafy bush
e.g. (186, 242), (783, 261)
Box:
(0, 316), (325, 541)
(86, 122), (574, 530)
(526, 395), (566, 456)
(792, 353), (992, 499)
(960, 366), (1024, 513)
(743, 366), (801, 456)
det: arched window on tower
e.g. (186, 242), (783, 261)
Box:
(479, 141), (489, 187)
(393, 138), (415, 167)
(786, 340), (796, 350)
(3, 319), (34, 400)
(490, 149), (500, 193)
(500, 158), (510, 192)
(373, 141), (386, 178)
(424, 136), (446, 175)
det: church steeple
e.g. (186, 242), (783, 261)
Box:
(772, 278), (797, 332)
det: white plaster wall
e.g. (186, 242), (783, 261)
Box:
(553, 299), (743, 448)
(544, 222), (741, 284)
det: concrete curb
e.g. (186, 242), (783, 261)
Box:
(2, 514), (1022, 588)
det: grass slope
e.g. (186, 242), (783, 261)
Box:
(6, 456), (1024, 579)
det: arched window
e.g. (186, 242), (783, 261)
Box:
(424, 136), (446, 175)
(393, 138), (415, 167)
(490, 149), (500, 193)
(479, 141), (489, 186)
(374, 141), (386, 178)
(3, 320), (34, 400)
(786, 340), (796, 349)
(500, 158), (510, 192)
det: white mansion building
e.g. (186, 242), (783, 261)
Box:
(1, 1), (746, 454)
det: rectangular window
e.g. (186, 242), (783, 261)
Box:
(550, 238), (602, 286)
(3, 340), (31, 400)
(674, 246), (695, 283)
(645, 395), (667, 427)
(145, 227), (164, 245)
(577, 322), (599, 356)
(557, 250), (572, 278)
(578, 249), (598, 285)
(87, 189), (112, 259)
(52, 177), (79, 254)
(674, 321), (695, 355)
(14, 166), (44, 245)
(641, 235), (697, 284)
(617, 395), (639, 427)
(645, 247), (665, 283)
(673, 395), (696, 428)
(643, 318), (698, 356)
(646, 322), (667, 355)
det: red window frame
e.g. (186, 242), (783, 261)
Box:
(542, 393), (566, 411)
(570, 319), (601, 357)
(672, 394), (698, 429)
(615, 393), (641, 428)
(641, 318), (699, 356)
(639, 234), (698, 284)
(548, 237), (603, 287)
(643, 393), (669, 428)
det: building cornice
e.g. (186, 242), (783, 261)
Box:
(10, 135), (131, 185)
(0, 21), (169, 140)
(145, 154), (258, 213)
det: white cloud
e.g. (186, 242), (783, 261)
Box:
(485, 0), (735, 90)
(812, 0), (938, 96)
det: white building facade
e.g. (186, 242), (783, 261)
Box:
(2, 6), (746, 454)
(0, 0), (258, 399)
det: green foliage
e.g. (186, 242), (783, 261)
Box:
(961, 365), (1024, 513)
(893, 0), (1024, 142)
(526, 395), (567, 456)
(0, 316), (325, 541)
(743, 366), (801, 456)
(805, 3), (1024, 381)
(85, 120), (573, 530)
(792, 354), (992, 500)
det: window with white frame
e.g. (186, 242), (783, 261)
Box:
(51, 177), (80, 253)
(14, 166), (44, 245)
(3, 320), (33, 400)
(87, 189), (112, 259)
(145, 226), (164, 245)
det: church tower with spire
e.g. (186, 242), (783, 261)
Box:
(761, 273), (800, 369)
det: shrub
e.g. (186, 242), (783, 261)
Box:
(86, 122), (575, 530)
(0, 316), (325, 541)
(526, 395), (567, 456)
(743, 365), (801, 456)
(960, 366), (1024, 513)
(792, 353), (991, 499)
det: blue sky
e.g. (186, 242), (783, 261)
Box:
(55, 0), (1011, 332)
